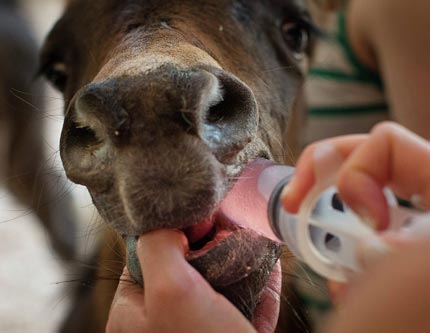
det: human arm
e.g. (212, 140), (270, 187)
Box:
(347, 0), (430, 139)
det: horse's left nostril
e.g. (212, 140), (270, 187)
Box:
(201, 69), (259, 161)
(206, 86), (230, 124)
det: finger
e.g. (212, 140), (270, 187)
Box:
(330, 227), (429, 306)
(327, 280), (349, 306)
(136, 230), (204, 303)
(282, 135), (367, 213)
(136, 231), (257, 333)
(337, 122), (430, 229)
(107, 267), (146, 333)
(357, 229), (428, 270)
(328, 236), (430, 333)
(114, 267), (144, 302)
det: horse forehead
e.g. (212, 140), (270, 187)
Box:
(63, 0), (303, 16)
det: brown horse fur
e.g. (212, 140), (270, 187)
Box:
(0, 0), (77, 259)
(39, 0), (321, 331)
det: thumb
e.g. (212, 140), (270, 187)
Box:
(136, 230), (201, 299)
(137, 229), (189, 276)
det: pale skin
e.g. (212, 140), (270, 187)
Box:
(313, 0), (430, 139)
(347, 0), (430, 139)
(107, 122), (430, 332)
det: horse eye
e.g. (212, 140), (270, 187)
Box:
(44, 62), (68, 92)
(281, 22), (310, 59)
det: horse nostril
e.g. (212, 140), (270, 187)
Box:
(206, 78), (249, 124)
(71, 83), (131, 148)
(201, 69), (258, 161)
(60, 83), (127, 187)
(67, 121), (102, 149)
(206, 88), (230, 124)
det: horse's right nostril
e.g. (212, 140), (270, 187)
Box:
(68, 121), (101, 148)
(71, 84), (131, 148)
(61, 83), (132, 187)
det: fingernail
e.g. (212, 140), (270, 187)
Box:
(410, 194), (426, 210)
(358, 236), (392, 269)
(312, 142), (344, 185)
(352, 206), (378, 230)
(313, 142), (337, 160)
(281, 181), (294, 199)
(361, 215), (378, 230)
(280, 180), (298, 213)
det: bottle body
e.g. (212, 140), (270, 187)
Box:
(258, 163), (351, 265)
(229, 159), (429, 282)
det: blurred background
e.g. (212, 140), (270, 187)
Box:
(0, 1), (98, 332)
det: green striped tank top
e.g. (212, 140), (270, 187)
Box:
(305, 10), (389, 144)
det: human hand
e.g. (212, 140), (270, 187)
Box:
(325, 231), (430, 333)
(281, 122), (430, 302)
(106, 230), (257, 333)
(282, 121), (430, 230)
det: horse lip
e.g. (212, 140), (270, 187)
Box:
(187, 228), (279, 287)
(184, 212), (240, 259)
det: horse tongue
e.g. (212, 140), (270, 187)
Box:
(219, 159), (287, 243)
(183, 217), (215, 244)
